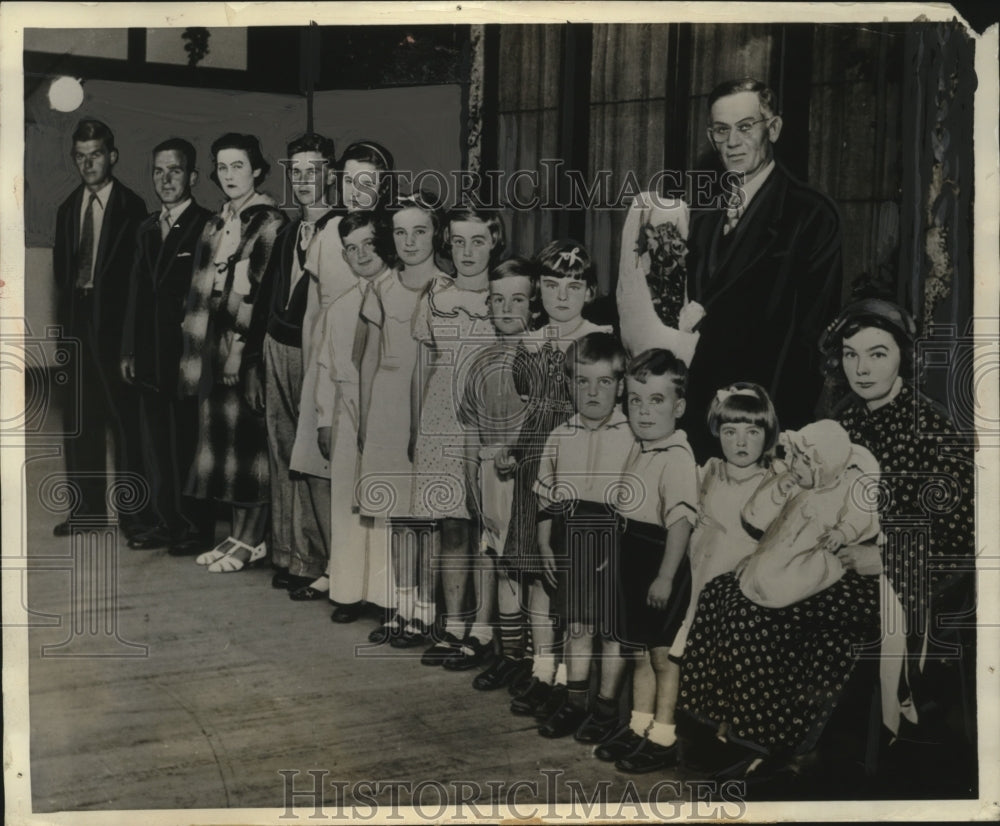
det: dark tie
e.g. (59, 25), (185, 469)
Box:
(297, 221), (315, 269)
(77, 193), (97, 288)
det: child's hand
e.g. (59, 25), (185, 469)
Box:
(647, 575), (673, 611)
(678, 301), (706, 333)
(775, 471), (799, 498)
(817, 527), (847, 555)
(243, 364), (265, 412)
(494, 448), (517, 477)
(222, 348), (242, 386)
(538, 543), (558, 591)
(317, 426), (332, 460)
(837, 543), (883, 576)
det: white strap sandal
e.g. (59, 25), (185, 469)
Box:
(195, 536), (241, 566)
(207, 540), (267, 573)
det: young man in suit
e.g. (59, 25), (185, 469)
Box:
(120, 138), (215, 554)
(243, 132), (336, 596)
(53, 119), (149, 537)
(684, 78), (843, 461)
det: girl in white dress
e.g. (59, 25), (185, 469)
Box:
(357, 191), (450, 644)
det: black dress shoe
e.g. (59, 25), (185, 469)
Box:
(390, 619), (429, 649)
(538, 700), (589, 738)
(127, 529), (172, 550)
(271, 567), (291, 588)
(509, 678), (552, 716)
(420, 632), (463, 666)
(574, 712), (623, 744)
(508, 658), (534, 695)
(594, 726), (646, 762)
(473, 657), (524, 691)
(54, 518), (97, 537)
(330, 602), (364, 624)
(614, 739), (680, 773)
(534, 683), (567, 720)
(167, 535), (214, 556)
(368, 613), (404, 645)
(289, 585), (328, 602)
(442, 637), (492, 671)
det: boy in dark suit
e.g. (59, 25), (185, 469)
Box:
(53, 119), (149, 537)
(120, 138), (215, 553)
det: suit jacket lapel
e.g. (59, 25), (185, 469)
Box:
(155, 206), (202, 284)
(701, 169), (787, 311)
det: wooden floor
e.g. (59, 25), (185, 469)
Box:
(21, 447), (701, 816)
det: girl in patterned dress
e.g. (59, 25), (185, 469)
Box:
(503, 241), (613, 717)
(357, 191), (449, 645)
(407, 206), (506, 661)
(180, 133), (287, 573)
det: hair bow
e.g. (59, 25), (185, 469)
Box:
(558, 247), (582, 268)
(715, 386), (760, 404)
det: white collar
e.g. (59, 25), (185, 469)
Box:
(732, 160), (775, 208)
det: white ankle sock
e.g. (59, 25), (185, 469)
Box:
(308, 576), (329, 591)
(629, 710), (653, 736)
(532, 655), (557, 684)
(416, 599), (435, 626)
(554, 662), (567, 686)
(444, 617), (465, 639)
(397, 586), (416, 622)
(647, 721), (676, 747)
(468, 623), (492, 644)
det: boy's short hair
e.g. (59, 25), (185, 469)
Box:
(338, 210), (394, 264)
(152, 138), (196, 171)
(287, 132), (337, 164)
(488, 255), (536, 283)
(564, 332), (627, 381)
(535, 239), (598, 290)
(625, 348), (688, 399)
(706, 381), (779, 450)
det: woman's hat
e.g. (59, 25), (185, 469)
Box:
(819, 298), (917, 354)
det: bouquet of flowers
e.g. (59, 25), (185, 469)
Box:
(636, 216), (688, 329)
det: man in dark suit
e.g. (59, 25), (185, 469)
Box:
(53, 119), (149, 536)
(685, 78), (843, 461)
(120, 138), (215, 554)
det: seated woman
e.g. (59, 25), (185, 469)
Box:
(822, 297), (976, 794)
(675, 417), (884, 783)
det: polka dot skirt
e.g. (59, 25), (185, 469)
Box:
(678, 570), (880, 754)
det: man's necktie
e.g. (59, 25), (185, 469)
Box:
(160, 210), (173, 240)
(76, 193), (97, 288)
(723, 193), (745, 236)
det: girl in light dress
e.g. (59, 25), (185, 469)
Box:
(295, 141), (396, 618)
(670, 383), (775, 658)
(357, 190), (450, 645)
(407, 206), (507, 660)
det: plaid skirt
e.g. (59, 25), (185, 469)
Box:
(185, 384), (269, 506)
